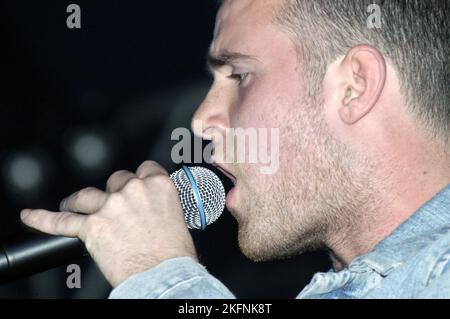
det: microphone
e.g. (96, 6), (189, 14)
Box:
(0, 166), (226, 284)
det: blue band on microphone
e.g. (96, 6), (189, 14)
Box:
(182, 165), (207, 230)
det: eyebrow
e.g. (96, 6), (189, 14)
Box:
(206, 50), (258, 73)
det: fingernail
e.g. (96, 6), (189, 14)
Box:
(59, 199), (67, 211)
(20, 209), (31, 219)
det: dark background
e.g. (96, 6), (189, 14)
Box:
(0, 0), (330, 298)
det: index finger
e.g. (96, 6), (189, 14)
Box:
(20, 209), (86, 239)
(136, 161), (169, 179)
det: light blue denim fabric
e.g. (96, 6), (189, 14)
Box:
(110, 185), (450, 299)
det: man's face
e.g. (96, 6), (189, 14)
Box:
(193, 0), (367, 261)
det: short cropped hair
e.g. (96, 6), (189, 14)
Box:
(274, 0), (449, 144)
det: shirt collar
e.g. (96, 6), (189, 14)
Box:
(350, 184), (450, 276)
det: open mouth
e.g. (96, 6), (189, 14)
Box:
(212, 163), (237, 186)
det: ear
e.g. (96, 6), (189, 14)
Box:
(338, 45), (387, 125)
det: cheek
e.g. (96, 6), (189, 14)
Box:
(230, 91), (271, 128)
(231, 75), (300, 130)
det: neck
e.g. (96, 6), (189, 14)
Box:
(327, 137), (450, 271)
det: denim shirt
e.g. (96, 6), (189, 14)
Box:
(109, 185), (450, 299)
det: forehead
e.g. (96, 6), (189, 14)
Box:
(211, 0), (284, 55)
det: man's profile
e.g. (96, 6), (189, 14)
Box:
(21, 0), (449, 298)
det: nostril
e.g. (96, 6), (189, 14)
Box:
(204, 127), (224, 141)
(191, 119), (207, 138)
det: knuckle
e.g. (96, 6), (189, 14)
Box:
(123, 177), (146, 193)
(103, 192), (126, 210)
(136, 160), (158, 177)
(54, 212), (71, 233)
(141, 160), (158, 167)
(147, 174), (173, 190)
(136, 161), (168, 178)
(106, 170), (127, 186)
(63, 187), (92, 211)
(112, 170), (128, 178)
(70, 190), (81, 203)
(77, 186), (95, 198)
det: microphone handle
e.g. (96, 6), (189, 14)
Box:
(0, 231), (88, 284)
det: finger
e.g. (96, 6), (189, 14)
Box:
(20, 209), (86, 238)
(136, 161), (169, 179)
(106, 170), (136, 193)
(60, 187), (108, 214)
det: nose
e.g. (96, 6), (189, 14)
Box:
(191, 84), (231, 141)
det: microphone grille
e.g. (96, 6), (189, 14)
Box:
(170, 166), (225, 230)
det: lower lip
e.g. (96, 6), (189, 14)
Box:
(226, 186), (236, 208)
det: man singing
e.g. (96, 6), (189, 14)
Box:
(21, 0), (449, 298)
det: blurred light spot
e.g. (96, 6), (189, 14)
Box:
(7, 155), (43, 191)
(71, 133), (108, 169)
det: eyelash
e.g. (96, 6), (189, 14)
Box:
(228, 73), (249, 86)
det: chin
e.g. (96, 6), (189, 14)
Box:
(236, 218), (323, 262)
(238, 242), (273, 263)
(237, 223), (280, 262)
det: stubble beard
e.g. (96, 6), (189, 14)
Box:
(234, 96), (374, 262)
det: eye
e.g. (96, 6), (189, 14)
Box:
(228, 73), (249, 86)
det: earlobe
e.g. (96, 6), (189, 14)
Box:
(339, 104), (353, 124)
(338, 45), (387, 125)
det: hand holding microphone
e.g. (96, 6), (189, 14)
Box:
(18, 161), (225, 287)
